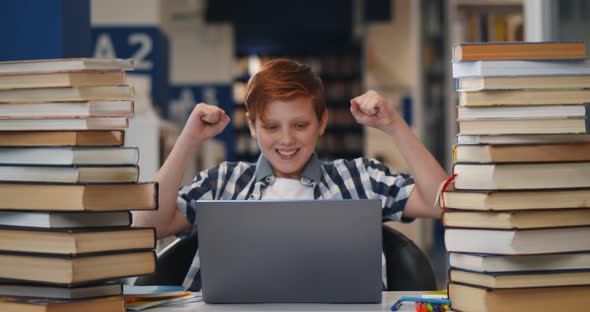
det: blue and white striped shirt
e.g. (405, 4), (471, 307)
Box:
(176, 153), (415, 290)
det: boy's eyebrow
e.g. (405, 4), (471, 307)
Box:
(261, 116), (311, 124)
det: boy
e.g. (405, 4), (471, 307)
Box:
(134, 59), (448, 290)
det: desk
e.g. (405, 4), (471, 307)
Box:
(148, 291), (426, 311)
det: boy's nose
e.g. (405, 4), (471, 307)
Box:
(279, 130), (296, 145)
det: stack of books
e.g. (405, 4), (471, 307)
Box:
(0, 58), (158, 312)
(444, 42), (590, 311)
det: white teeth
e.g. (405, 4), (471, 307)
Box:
(277, 149), (297, 157)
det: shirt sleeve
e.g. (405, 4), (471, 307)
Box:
(361, 158), (415, 223)
(176, 165), (217, 231)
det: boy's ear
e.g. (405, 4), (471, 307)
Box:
(245, 112), (257, 138)
(318, 110), (328, 136)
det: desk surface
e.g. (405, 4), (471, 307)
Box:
(147, 291), (426, 312)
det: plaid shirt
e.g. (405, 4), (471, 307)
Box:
(176, 153), (415, 290)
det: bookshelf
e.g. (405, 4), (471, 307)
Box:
(232, 49), (364, 163)
(363, 0), (442, 265)
(552, 0), (590, 45)
(421, 0), (447, 167)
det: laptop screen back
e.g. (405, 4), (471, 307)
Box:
(196, 199), (382, 303)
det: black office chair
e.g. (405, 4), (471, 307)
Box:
(381, 225), (437, 291)
(135, 230), (199, 287)
(135, 225), (437, 291)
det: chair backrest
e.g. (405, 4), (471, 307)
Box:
(135, 225), (438, 291)
(381, 225), (437, 291)
(134, 231), (198, 287)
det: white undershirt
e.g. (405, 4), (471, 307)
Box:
(260, 178), (314, 200)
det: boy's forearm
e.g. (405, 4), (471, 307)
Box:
(383, 120), (448, 217)
(350, 90), (446, 215)
(133, 132), (202, 233)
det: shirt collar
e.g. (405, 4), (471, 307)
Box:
(254, 153), (322, 184)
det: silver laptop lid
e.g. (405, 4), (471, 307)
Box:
(196, 199), (382, 303)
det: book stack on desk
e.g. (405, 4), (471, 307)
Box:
(0, 58), (158, 312)
(445, 42), (590, 311)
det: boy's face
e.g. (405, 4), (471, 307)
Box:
(247, 97), (327, 179)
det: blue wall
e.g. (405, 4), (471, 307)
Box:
(91, 27), (170, 118)
(0, 0), (90, 61)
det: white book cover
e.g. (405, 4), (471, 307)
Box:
(453, 60), (590, 78)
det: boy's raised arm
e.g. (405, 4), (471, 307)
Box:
(350, 90), (448, 219)
(133, 103), (231, 239)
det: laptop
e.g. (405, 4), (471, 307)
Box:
(195, 199), (382, 304)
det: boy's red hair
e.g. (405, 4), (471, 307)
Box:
(244, 59), (325, 123)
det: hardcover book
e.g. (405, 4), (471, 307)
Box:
(457, 75), (590, 91)
(449, 283), (590, 312)
(458, 118), (590, 135)
(0, 131), (124, 147)
(441, 188), (590, 211)
(0, 182), (157, 211)
(0, 164), (139, 183)
(0, 117), (128, 131)
(445, 227), (590, 254)
(457, 104), (589, 120)
(0, 146), (139, 165)
(449, 252), (590, 273)
(0, 295), (125, 312)
(0, 211), (132, 228)
(452, 41), (585, 62)
(455, 143), (590, 163)
(0, 227), (155, 254)
(0, 282), (123, 300)
(453, 162), (590, 190)
(443, 209), (590, 229)
(452, 60), (590, 78)
(0, 250), (155, 285)
(0, 58), (134, 74)
(0, 86), (134, 103)
(459, 89), (590, 106)
(0, 101), (134, 119)
(450, 269), (590, 289)
(456, 133), (590, 145)
(0, 71), (126, 90)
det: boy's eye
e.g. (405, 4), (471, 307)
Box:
(263, 125), (278, 130)
(295, 123), (308, 129)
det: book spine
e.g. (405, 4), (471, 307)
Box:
(479, 14), (488, 42)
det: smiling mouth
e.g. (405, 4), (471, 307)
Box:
(276, 149), (299, 159)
